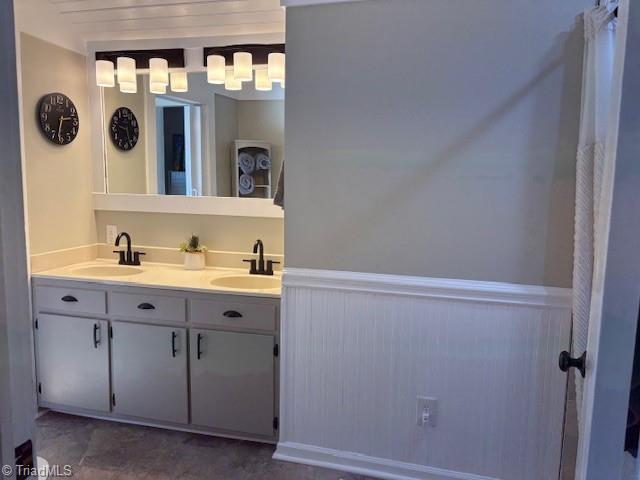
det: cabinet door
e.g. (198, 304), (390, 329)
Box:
(111, 322), (188, 424)
(190, 329), (275, 436)
(36, 314), (110, 411)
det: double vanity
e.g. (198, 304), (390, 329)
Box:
(32, 253), (281, 443)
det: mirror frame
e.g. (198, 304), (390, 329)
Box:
(87, 36), (284, 219)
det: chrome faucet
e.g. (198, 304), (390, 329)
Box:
(243, 239), (279, 276)
(114, 232), (145, 266)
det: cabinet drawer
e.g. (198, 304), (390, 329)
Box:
(110, 292), (186, 323)
(191, 298), (276, 332)
(35, 285), (106, 316)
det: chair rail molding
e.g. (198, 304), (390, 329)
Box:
(276, 267), (572, 480)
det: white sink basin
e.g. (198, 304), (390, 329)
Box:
(210, 275), (280, 291)
(71, 265), (144, 277)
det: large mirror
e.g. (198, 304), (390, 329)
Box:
(102, 72), (284, 199)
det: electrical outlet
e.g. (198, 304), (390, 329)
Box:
(416, 396), (438, 428)
(106, 225), (118, 245)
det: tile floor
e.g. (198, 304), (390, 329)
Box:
(36, 412), (372, 480)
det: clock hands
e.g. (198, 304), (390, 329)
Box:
(57, 116), (71, 143)
(116, 122), (132, 144)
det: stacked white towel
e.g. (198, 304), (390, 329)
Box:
(238, 152), (255, 174)
(239, 173), (255, 196)
(256, 153), (271, 171)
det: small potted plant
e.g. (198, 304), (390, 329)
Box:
(179, 234), (208, 270)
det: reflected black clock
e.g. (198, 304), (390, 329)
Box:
(110, 107), (139, 151)
(37, 93), (79, 146)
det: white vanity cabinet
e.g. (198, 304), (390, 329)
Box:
(190, 329), (275, 436)
(111, 322), (188, 424)
(32, 278), (280, 443)
(35, 314), (110, 412)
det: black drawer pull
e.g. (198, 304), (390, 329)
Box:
(223, 310), (243, 318)
(172, 331), (178, 358)
(197, 333), (203, 360)
(93, 323), (100, 349)
(61, 295), (78, 303)
(137, 303), (155, 310)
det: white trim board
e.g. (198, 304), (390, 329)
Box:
(93, 193), (284, 219)
(274, 443), (498, 480)
(283, 267), (572, 307)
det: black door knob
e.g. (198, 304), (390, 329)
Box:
(559, 351), (586, 378)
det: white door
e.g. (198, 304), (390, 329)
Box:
(572, 2), (640, 478)
(111, 322), (188, 424)
(190, 329), (275, 436)
(36, 314), (110, 412)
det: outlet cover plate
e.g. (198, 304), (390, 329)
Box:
(106, 225), (118, 245)
(416, 396), (438, 427)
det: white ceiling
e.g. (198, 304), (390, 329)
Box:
(44, 0), (286, 43)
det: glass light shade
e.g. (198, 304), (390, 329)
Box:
(268, 53), (285, 84)
(149, 58), (169, 86)
(224, 69), (242, 91)
(170, 71), (188, 92)
(116, 57), (136, 85)
(207, 55), (226, 84)
(120, 80), (137, 94)
(255, 68), (272, 91)
(96, 60), (115, 87)
(233, 52), (253, 82)
(150, 82), (167, 95)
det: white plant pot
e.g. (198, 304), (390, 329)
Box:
(184, 252), (206, 270)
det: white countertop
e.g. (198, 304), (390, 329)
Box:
(32, 259), (281, 299)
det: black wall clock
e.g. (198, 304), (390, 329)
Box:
(37, 93), (79, 146)
(110, 107), (139, 151)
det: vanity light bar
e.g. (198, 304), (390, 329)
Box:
(203, 44), (285, 92)
(95, 49), (186, 94)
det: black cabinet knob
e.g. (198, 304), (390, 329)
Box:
(223, 310), (243, 318)
(559, 351), (586, 378)
(61, 295), (78, 303)
(137, 303), (155, 310)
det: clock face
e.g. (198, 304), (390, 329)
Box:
(110, 107), (139, 151)
(38, 93), (79, 146)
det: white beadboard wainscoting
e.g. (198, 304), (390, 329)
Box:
(274, 268), (573, 480)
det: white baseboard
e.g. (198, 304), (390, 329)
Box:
(274, 442), (498, 480)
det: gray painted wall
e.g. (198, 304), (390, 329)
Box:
(285, 0), (586, 287)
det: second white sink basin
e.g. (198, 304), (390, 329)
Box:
(71, 265), (144, 277)
(210, 275), (280, 291)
